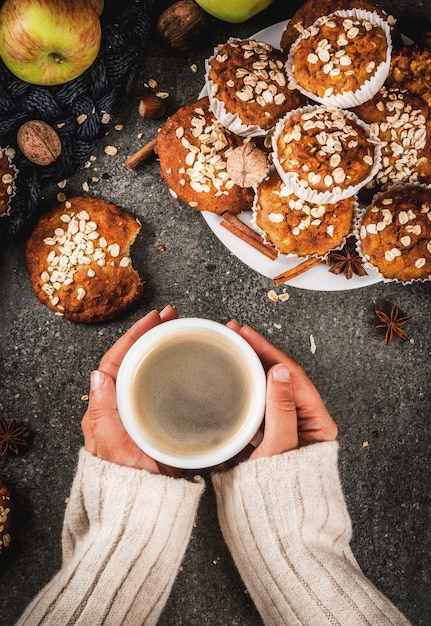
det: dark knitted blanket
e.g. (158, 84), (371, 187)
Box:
(0, 0), (155, 245)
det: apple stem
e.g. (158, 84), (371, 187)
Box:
(49, 52), (65, 65)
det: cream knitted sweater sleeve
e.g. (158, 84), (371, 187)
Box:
(212, 441), (411, 626)
(17, 448), (205, 626)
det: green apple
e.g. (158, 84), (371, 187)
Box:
(0, 0), (101, 86)
(194, 0), (273, 23)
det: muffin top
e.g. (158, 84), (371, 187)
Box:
(353, 86), (431, 201)
(272, 106), (380, 203)
(206, 38), (306, 135)
(155, 97), (259, 214)
(360, 184), (431, 282)
(286, 10), (390, 107)
(254, 167), (355, 257)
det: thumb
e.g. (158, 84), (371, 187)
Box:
(250, 363), (299, 460)
(81, 369), (122, 454)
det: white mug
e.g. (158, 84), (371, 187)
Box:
(116, 318), (266, 469)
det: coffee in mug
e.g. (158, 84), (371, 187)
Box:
(116, 318), (266, 469)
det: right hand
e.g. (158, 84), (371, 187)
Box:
(227, 322), (338, 460)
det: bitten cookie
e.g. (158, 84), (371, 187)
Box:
(0, 478), (12, 554)
(155, 97), (259, 214)
(25, 197), (143, 323)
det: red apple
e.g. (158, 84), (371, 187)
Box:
(0, 0), (101, 86)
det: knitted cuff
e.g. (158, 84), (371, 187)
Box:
(212, 441), (410, 626)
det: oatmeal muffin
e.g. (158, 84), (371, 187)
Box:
(272, 105), (380, 203)
(0, 147), (17, 217)
(25, 197), (143, 323)
(155, 97), (261, 214)
(206, 38), (306, 136)
(254, 167), (355, 257)
(359, 184), (431, 282)
(285, 10), (391, 108)
(280, 0), (398, 53)
(353, 87), (431, 201)
(387, 45), (431, 108)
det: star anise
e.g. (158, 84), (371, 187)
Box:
(0, 419), (30, 456)
(374, 304), (412, 346)
(327, 236), (368, 279)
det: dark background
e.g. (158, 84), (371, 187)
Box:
(1, 1), (430, 624)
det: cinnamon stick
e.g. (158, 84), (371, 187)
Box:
(273, 257), (322, 285)
(220, 212), (278, 261)
(124, 137), (157, 170)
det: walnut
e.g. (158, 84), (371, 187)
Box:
(226, 142), (268, 188)
(157, 0), (209, 52)
(17, 120), (62, 166)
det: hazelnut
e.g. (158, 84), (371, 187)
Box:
(17, 120), (62, 166)
(138, 95), (167, 120)
(157, 0), (208, 52)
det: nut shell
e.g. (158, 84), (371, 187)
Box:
(17, 120), (62, 166)
(157, 0), (208, 51)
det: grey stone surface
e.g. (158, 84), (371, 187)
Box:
(1, 1), (430, 624)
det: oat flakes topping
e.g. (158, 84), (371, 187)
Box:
(40, 206), (129, 310)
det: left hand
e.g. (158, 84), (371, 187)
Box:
(81, 305), (182, 477)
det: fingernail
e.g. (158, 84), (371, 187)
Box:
(91, 370), (105, 390)
(272, 364), (291, 382)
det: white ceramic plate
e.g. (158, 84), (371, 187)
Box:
(199, 20), (382, 291)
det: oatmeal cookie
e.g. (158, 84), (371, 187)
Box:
(25, 197), (143, 323)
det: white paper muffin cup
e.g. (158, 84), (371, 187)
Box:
(285, 9), (392, 109)
(251, 165), (359, 260)
(271, 104), (382, 204)
(205, 38), (286, 138)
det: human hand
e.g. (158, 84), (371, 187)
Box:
(226, 322), (338, 461)
(81, 305), (182, 477)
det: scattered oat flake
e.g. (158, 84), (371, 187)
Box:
(190, 64), (198, 73)
(362, 441), (369, 448)
(114, 124), (124, 131)
(273, 323), (282, 329)
(147, 78), (157, 88)
(156, 91), (169, 99)
(309, 334), (317, 354)
(267, 289), (278, 302)
(104, 145), (118, 156)
(81, 394), (89, 401)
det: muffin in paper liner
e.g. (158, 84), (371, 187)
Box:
(205, 38), (306, 138)
(285, 9), (392, 109)
(251, 165), (358, 260)
(0, 146), (18, 218)
(355, 183), (431, 284)
(271, 104), (381, 204)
